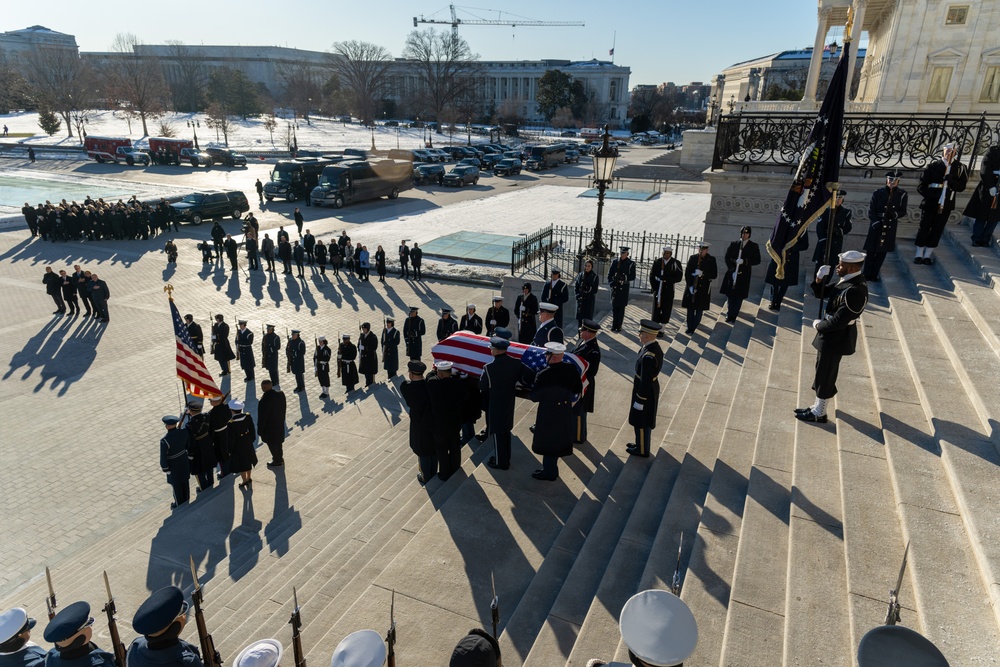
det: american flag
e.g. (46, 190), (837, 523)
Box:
(431, 332), (589, 396)
(169, 298), (222, 399)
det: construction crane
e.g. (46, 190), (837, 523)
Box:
(413, 4), (584, 36)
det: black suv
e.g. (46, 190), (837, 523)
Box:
(205, 147), (248, 167)
(171, 191), (250, 225)
(414, 163), (446, 185)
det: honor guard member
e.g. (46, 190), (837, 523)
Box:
(227, 399), (258, 489)
(358, 323), (379, 387)
(765, 230), (809, 311)
(541, 268), (570, 328)
(437, 307), (459, 342)
(514, 283), (539, 344)
(314, 336), (332, 399)
(649, 248), (683, 332)
(460, 304), (483, 335)
(262, 325), (282, 387)
(485, 296), (510, 337)
(286, 331), (307, 393)
(607, 247), (637, 332)
(720, 226), (761, 323)
(681, 242), (718, 335)
(914, 142), (969, 265)
(480, 337), (521, 470)
(185, 401), (216, 493)
(160, 415), (191, 509)
(164, 239), (178, 264)
(330, 629), (385, 667)
(400, 360), (437, 483)
(381, 317), (400, 378)
(184, 315), (205, 356)
(796, 250), (869, 423)
(403, 307), (426, 360)
(42, 602), (115, 667)
(233, 640), (282, 667)
(211, 315), (235, 376)
(864, 171), (908, 282)
(0, 608), (45, 667)
(615, 589), (698, 667)
(628, 320), (664, 458)
(338, 334), (360, 394)
(967, 143), (1000, 247)
(494, 327), (513, 341)
(574, 260), (600, 330)
(209, 394), (231, 479)
(235, 320), (255, 382)
(533, 303), (564, 346)
(127, 587), (203, 667)
(449, 629), (501, 667)
(813, 192), (853, 271)
(529, 343), (582, 481)
(572, 320), (602, 443)
(427, 361), (466, 480)
(257, 380), (287, 468)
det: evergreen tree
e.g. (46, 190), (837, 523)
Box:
(38, 109), (62, 136)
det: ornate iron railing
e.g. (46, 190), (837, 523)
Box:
(712, 111), (1000, 173)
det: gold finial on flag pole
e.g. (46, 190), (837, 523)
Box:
(163, 284), (174, 300)
(845, 6), (855, 44)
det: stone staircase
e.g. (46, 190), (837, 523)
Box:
(6, 227), (1000, 666)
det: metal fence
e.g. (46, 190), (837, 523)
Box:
(713, 111), (1000, 174)
(511, 224), (704, 291)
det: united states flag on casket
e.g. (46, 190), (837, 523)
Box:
(431, 332), (590, 396)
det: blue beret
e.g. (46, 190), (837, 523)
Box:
(490, 337), (510, 350)
(132, 587), (187, 636)
(43, 601), (93, 643)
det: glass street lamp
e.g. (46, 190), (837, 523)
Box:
(584, 125), (618, 258)
(187, 120), (200, 149)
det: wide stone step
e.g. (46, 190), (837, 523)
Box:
(936, 231), (1000, 358)
(944, 224), (1000, 297)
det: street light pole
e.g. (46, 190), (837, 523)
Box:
(370, 123), (376, 152)
(584, 125), (618, 259)
(467, 117), (471, 146)
(188, 120), (199, 149)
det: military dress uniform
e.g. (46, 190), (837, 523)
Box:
(185, 402), (216, 493)
(160, 416), (191, 508)
(540, 270), (570, 328)
(480, 338), (522, 470)
(358, 327), (379, 387)
(514, 285), (539, 344)
(681, 245), (719, 334)
(721, 228), (761, 323)
(381, 320), (400, 378)
(400, 360), (437, 482)
(426, 362), (466, 480)
(533, 304), (564, 346)
(648, 252), (682, 327)
(484, 298), (510, 337)
(573, 268), (599, 328)
(628, 321), (664, 457)
(235, 322), (255, 382)
(403, 308), (426, 360)
(914, 148), (969, 263)
(127, 587), (203, 667)
(314, 338), (332, 398)
(209, 398), (231, 478)
(338, 335), (360, 393)
(530, 344), (583, 480)
(286, 331), (307, 392)
(211, 319), (235, 376)
(257, 385), (287, 467)
(571, 320), (602, 444)
(607, 248), (637, 332)
(185, 317), (205, 356)
(864, 173), (909, 281)
(42, 602), (115, 667)
(437, 310), (459, 342)
(262, 326), (282, 386)
(966, 143), (1000, 247)
(459, 308), (484, 335)
(813, 202), (853, 269)
(0, 608), (45, 667)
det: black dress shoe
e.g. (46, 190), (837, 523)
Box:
(529, 425), (536, 433)
(476, 429), (488, 442)
(627, 448), (649, 458)
(795, 411), (828, 423)
(923, 257), (935, 265)
(684, 329), (694, 335)
(486, 457), (509, 471)
(170, 502), (179, 509)
(220, 371), (230, 376)
(768, 302), (779, 311)
(914, 256), (923, 264)
(266, 461), (284, 468)
(417, 473), (427, 485)
(531, 470), (557, 481)
(794, 406), (813, 415)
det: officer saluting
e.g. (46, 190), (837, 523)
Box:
(127, 587), (203, 667)
(0, 608), (45, 667)
(628, 320), (664, 458)
(607, 247), (637, 332)
(42, 602), (115, 667)
(160, 415), (191, 510)
(572, 320), (602, 444)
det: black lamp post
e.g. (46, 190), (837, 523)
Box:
(727, 95), (736, 114)
(370, 123), (376, 152)
(709, 95), (718, 127)
(584, 125), (618, 258)
(187, 120), (200, 149)
(467, 117), (472, 146)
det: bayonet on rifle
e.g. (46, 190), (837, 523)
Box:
(102, 571), (127, 667)
(289, 587), (306, 667)
(386, 590), (396, 667)
(189, 556), (223, 667)
(671, 534), (684, 596)
(45, 567), (57, 620)
(885, 541), (909, 626)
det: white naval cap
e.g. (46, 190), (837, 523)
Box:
(838, 250), (866, 263)
(234, 639), (283, 667)
(434, 360), (454, 371)
(330, 629), (386, 667)
(539, 302), (558, 312)
(619, 590), (698, 666)
(544, 342), (567, 354)
(229, 399), (245, 411)
(0, 608), (34, 645)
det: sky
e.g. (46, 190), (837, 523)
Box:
(5, 0), (824, 87)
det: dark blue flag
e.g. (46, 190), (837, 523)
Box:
(766, 46), (850, 280)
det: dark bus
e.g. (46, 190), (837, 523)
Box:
(311, 159), (414, 208)
(263, 157), (332, 202)
(525, 144), (567, 170)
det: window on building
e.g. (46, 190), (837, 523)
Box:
(981, 66), (1000, 102)
(945, 5), (969, 24)
(927, 66), (953, 102)
(610, 80), (617, 102)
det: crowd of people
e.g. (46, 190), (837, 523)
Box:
(41, 265), (111, 322)
(22, 197), (181, 242)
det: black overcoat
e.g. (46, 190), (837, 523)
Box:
(681, 253), (718, 310)
(256, 389), (287, 445)
(629, 341), (664, 429)
(529, 362), (582, 458)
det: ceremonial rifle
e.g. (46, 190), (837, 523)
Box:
(386, 590), (396, 667)
(189, 556), (223, 667)
(490, 572), (502, 667)
(336, 332), (342, 378)
(209, 312), (216, 356)
(286, 328), (292, 374)
(44, 566), (57, 620)
(885, 541), (909, 626)
(289, 587), (306, 667)
(670, 534), (684, 597)
(102, 571), (127, 667)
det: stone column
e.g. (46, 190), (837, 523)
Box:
(803, 6), (833, 105)
(847, 0), (868, 100)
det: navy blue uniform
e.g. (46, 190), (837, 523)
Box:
(235, 327), (255, 380)
(44, 644), (115, 667)
(125, 637), (202, 667)
(0, 645), (45, 667)
(571, 337), (602, 443)
(262, 332), (281, 386)
(403, 316), (426, 360)
(160, 428), (191, 507)
(607, 258), (636, 331)
(541, 279), (570, 328)
(628, 340), (663, 456)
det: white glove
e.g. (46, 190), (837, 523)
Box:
(732, 272), (738, 283)
(735, 258), (744, 265)
(689, 286), (695, 295)
(812, 319), (822, 330)
(991, 187), (998, 197)
(211, 335), (217, 340)
(632, 401), (643, 411)
(816, 265), (832, 280)
(693, 269), (703, 277)
(490, 320), (496, 325)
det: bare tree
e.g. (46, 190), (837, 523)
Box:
(163, 40), (210, 112)
(274, 60), (322, 119)
(262, 114), (278, 147)
(205, 102), (235, 146)
(401, 29), (481, 131)
(23, 46), (97, 138)
(329, 40), (393, 124)
(102, 33), (169, 136)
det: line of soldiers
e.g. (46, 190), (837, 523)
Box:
(22, 197), (179, 242)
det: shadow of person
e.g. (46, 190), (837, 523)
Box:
(226, 271), (242, 303)
(265, 467), (301, 558)
(4, 318), (61, 382)
(229, 487), (263, 581)
(266, 278), (284, 308)
(162, 262), (176, 281)
(294, 391), (317, 430)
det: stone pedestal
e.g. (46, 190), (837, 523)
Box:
(680, 128), (717, 172)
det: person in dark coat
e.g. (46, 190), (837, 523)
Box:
(293, 208), (304, 235)
(329, 242), (342, 276)
(224, 235), (239, 271)
(0, 607), (46, 667)
(649, 248), (682, 331)
(681, 243), (718, 335)
(127, 587), (203, 667)
(211, 222), (225, 259)
(58, 270), (78, 316)
(262, 324), (281, 387)
(43, 266), (65, 314)
(245, 234), (259, 271)
(529, 343), (583, 480)
(398, 240), (410, 278)
(314, 336), (333, 399)
(338, 334), (360, 393)
(813, 192), (853, 270)
(400, 360), (437, 483)
(572, 261), (599, 330)
(375, 245), (387, 281)
(571, 320), (602, 444)
(159, 415), (191, 509)
(303, 229), (316, 264)
(437, 307), (459, 341)
(212, 315), (236, 376)
(286, 330), (307, 392)
(628, 320), (664, 457)
(278, 238), (292, 274)
(257, 380), (286, 467)
(459, 370), (482, 445)
(315, 239), (328, 275)
(607, 247), (637, 332)
(485, 297), (510, 337)
(915, 143), (968, 265)
(427, 361), (466, 480)
(448, 628), (501, 667)
(227, 399), (257, 489)
(72, 265), (91, 316)
(235, 320), (255, 382)
(185, 400), (216, 493)
(88, 273), (110, 323)
(541, 268), (570, 328)
(796, 250), (869, 423)
(261, 234), (276, 272)
(460, 305), (483, 335)
(864, 171), (908, 281)
(514, 283), (539, 344)
(358, 323), (379, 387)
(42, 601), (116, 667)
(208, 395), (231, 479)
(765, 231), (809, 311)
(411, 242), (424, 280)
(481, 337), (522, 470)
(403, 307), (426, 360)
(967, 143), (1000, 247)
(292, 241), (305, 278)
(184, 315), (205, 356)
(721, 226), (762, 323)
(381, 317), (400, 378)
(255, 178), (264, 204)
(533, 303), (564, 346)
